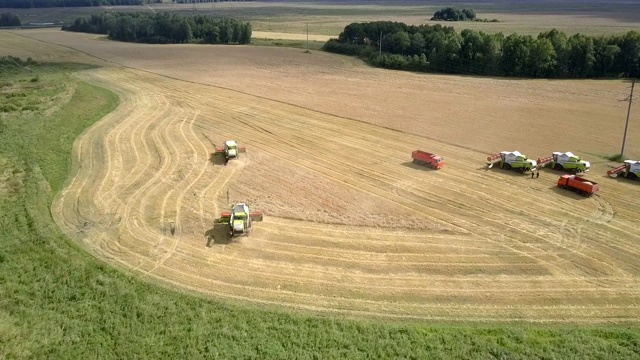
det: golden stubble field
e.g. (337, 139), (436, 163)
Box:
(3, 29), (640, 322)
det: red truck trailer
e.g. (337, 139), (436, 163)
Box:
(411, 150), (444, 169)
(557, 175), (599, 197)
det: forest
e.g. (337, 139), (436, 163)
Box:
(62, 12), (251, 44)
(323, 21), (640, 79)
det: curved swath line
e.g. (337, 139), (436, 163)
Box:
(103, 92), (168, 206)
(139, 261), (640, 322)
(157, 257), (640, 294)
(98, 82), (163, 205)
(111, 98), (185, 264)
(123, 110), (190, 270)
(144, 111), (210, 276)
(85, 69), (146, 204)
(126, 107), (189, 269)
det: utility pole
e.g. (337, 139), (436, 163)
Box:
(306, 22), (309, 52)
(379, 30), (382, 57)
(620, 79), (635, 157)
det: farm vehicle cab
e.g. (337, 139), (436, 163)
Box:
(607, 160), (640, 180)
(217, 203), (263, 238)
(538, 152), (590, 173)
(486, 151), (537, 173)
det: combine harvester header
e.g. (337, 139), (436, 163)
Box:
(486, 151), (537, 173)
(537, 152), (590, 173)
(607, 160), (640, 180)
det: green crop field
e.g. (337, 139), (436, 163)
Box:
(0, 55), (639, 359)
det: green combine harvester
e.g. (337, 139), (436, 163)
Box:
(607, 160), (640, 180)
(486, 151), (537, 173)
(217, 203), (263, 238)
(537, 152), (590, 173)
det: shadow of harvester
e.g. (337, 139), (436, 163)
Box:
(205, 223), (232, 246)
(209, 152), (228, 166)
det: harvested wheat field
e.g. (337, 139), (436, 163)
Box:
(4, 29), (640, 322)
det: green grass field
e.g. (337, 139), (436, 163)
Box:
(0, 58), (639, 359)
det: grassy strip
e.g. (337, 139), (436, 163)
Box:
(606, 153), (629, 162)
(251, 37), (326, 51)
(1, 61), (639, 359)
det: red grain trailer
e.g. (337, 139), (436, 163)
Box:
(557, 175), (599, 197)
(411, 150), (444, 170)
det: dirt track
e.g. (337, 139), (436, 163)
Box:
(3, 30), (640, 322)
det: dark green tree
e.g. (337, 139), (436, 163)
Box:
(0, 12), (21, 26)
(566, 34), (595, 77)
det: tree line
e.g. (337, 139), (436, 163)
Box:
(431, 7), (476, 21)
(322, 21), (640, 79)
(0, 0), (157, 7)
(0, 12), (21, 26)
(0, 0), (249, 7)
(62, 12), (251, 44)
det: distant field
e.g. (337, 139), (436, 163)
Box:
(3, 0), (640, 37)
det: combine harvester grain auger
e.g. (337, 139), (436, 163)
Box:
(214, 140), (246, 164)
(486, 151), (537, 173)
(607, 160), (640, 180)
(216, 203), (263, 238)
(537, 152), (590, 173)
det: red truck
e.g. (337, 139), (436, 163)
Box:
(557, 175), (599, 196)
(411, 150), (444, 170)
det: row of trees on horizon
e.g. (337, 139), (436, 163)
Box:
(63, 12), (251, 44)
(0, 0), (251, 8)
(323, 21), (640, 79)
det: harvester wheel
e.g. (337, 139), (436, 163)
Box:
(554, 164), (563, 171)
(628, 173), (637, 180)
(502, 162), (511, 170)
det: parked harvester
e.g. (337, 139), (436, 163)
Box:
(537, 152), (590, 173)
(486, 151), (537, 173)
(411, 150), (444, 169)
(557, 175), (599, 197)
(607, 160), (640, 180)
(214, 140), (246, 163)
(216, 203), (263, 238)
